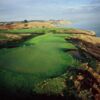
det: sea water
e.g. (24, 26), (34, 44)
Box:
(67, 20), (100, 37)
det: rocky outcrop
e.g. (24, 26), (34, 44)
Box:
(66, 64), (100, 100)
(65, 35), (100, 60)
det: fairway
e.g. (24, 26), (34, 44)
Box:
(0, 33), (76, 74)
(0, 33), (77, 84)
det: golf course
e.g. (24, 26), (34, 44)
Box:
(0, 32), (79, 93)
(0, 0), (100, 99)
(0, 26), (99, 100)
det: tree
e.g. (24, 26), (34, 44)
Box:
(23, 19), (28, 23)
(23, 19), (28, 28)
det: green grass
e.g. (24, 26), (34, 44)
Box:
(0, 33), (79, 92)
(0, 27), (73, 34)
(0, 35), (8, 40)
(0, 33), (76, 73)
(0, 28), (53, 34)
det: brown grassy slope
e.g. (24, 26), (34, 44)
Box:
(0, 21), (55, 30)
(59, 29), (96, 36)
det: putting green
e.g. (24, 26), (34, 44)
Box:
(0, 34), (79, 91)
(0, 33), (76, 80)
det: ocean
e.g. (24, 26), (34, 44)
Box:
(63, 20), (100, 37)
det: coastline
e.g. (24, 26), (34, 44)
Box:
(0, 21), (100, 100)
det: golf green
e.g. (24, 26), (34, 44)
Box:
(0, 33), (76, 83)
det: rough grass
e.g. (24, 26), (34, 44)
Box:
(33, 77), (66, 95)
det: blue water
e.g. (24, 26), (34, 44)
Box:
(64, 20), (100, 37)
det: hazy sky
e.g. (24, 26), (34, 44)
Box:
(0, 0), (100, 21)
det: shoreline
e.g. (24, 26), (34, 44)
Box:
(0, 26), (100, 100)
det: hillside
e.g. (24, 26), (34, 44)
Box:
(0, 20), (72, 30)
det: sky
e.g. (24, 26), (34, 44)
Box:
(0, 0), (100, 21)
